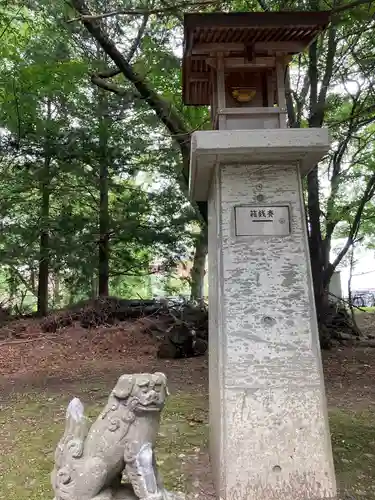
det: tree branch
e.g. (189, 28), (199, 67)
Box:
(91, 71), (127, 95)
(285, 67), (297, 127)
(127, 14), (149, 62)
(8, 265), (37, 296)
(0, 7), (22, 41)
(71, 0), (207, 222)
(68, 0), (220, 22)
(332, 0), (375, 14)
(324, 170), (375, 286)
(317, 24), (337, 121)
(292, 54), (310, 127)
(308, 41), (319, 126)
(329, 103), (375, 126)
(91, 14), (149, 95)
(325, 92), (361, 240)
(257, 0), (270, 11)
(71, 0), (190, 164)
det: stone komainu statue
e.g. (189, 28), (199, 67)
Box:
(52, 372), (182, 500)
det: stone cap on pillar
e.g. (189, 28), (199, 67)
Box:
(189, 128), (329, 201)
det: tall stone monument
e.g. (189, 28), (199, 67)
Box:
(182, 11), (337, 500)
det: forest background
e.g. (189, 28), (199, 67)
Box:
(1, 0), (375, 322)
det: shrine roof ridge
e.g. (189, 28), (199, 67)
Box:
(184, 11), (330, 30)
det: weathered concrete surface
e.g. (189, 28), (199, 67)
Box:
(189, 128), (330, 200)
(206, 162), (336, 500)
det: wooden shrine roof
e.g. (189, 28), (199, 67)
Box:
(182, 11), (330, 105)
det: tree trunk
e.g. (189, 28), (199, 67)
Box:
(306, 167), (326, 314)
(306, 36), (330, 325)
(306, 165), (332, 347)
(37, 100), (52, 317)
(37, 178), (50, 316)
(190, 226), (208, 301)
(98, 89), (110, 296)
(8, 266), (17, 314)
(52, 273), (60, 308)
(91, 274), (98, 299)
(348, 244), (359, 330)
(30, 267), (36, 295)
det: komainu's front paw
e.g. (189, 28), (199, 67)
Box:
(91, 488), (114, 500)
(144, 493), (163, 500)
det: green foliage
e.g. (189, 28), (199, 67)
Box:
(0, 1), (199, 310)
(5, 0), (375, 311)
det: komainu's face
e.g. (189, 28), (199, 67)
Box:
(131, 373), (168, 413)
(112, 372), (168, 414)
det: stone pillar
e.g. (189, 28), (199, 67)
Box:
(190, 129), (337, 500)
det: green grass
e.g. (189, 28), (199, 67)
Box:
(1, 389), (375, 499)
(331, 409), (375, 498)
(355, 306), (375, 313)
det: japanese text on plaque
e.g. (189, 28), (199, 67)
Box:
(249, 209), (274, 219)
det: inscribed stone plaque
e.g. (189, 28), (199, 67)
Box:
(234, 205), (290, 236)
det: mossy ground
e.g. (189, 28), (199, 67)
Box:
(330, 409), (375, 498)
(1, 386), (375, 499)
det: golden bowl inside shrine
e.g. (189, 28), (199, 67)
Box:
(231, 88), (256, 103)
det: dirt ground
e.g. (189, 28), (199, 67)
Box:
(1, 313), (375, 408)
(1, 312), (375, 499)
(0, 318), (209, 398)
